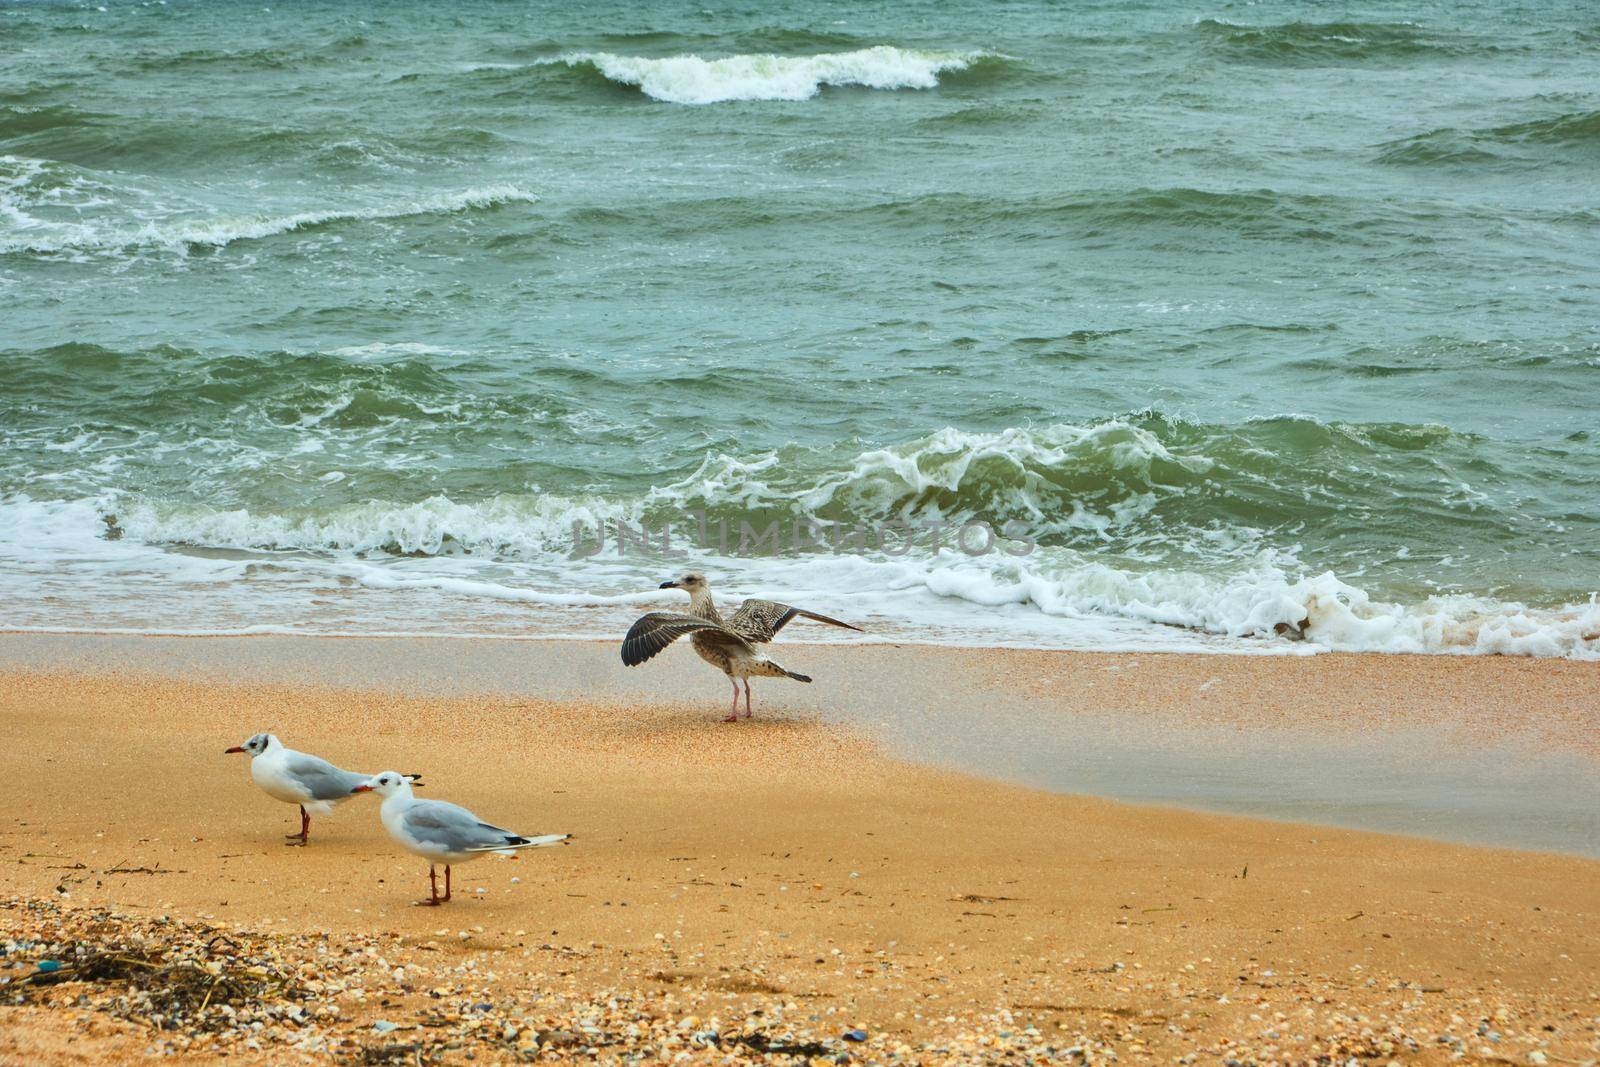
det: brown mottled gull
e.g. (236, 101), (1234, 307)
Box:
(621, 572), (863, 722)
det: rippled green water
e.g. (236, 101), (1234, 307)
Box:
(2, 0), (1597, 653)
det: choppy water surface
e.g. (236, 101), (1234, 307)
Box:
(3, 0), (1598, 655)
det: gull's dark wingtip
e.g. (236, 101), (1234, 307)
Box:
(802, 608), (864, 633)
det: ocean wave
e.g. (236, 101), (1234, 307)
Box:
(1373, 129), (1518, 167)
(132, 46), (305, 72)
(123, 33), (371, 73)
(1013, 187), (1360, 239)
(540, 46), (998, 104)
(64, 414), (1559, 565)
(647, 422), (1211, 536)
(1376, 109), (1600, 166)
(0, 342), (559, 442)
(0, 177), (538, 257)
(73, 421), (1211, 558)
(1486, 109), (1600, 147)
(8, 413), (1594, 660)
(1193, 18), (1488, 62)
(0, 104), (102, 139)
(917, 557), (1600, 659)
(7, 489), (1597, 659)
(107, 493), (626, 559)
(639, 418), (1560, 564)
(341, 565), (665, 608)
(543, 27), (873, 56)
(546, 186), (1409, 246)
(3, 101), (497, 172)
(912, 103), (1045, 130)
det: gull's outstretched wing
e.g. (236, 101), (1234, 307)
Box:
(621, 611), (750, 667)
(727, 599), (863, 644)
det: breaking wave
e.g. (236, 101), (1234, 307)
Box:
(541, 46), (1000, 104)
(10, 418), (1590, 659)
(8, 485), (1598, 659)
(39, 416), (1544, 559)
(919, 557), (1600, 660)
(0, 167), (538, 257)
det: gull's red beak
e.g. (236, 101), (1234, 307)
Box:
(225, 746), (246, 754)
(350, 784), (373, 793)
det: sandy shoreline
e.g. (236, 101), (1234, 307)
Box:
(1, 639), (1598, 1063)
(3, 632), (1597, 853)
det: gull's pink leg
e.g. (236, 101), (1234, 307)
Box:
(443, 865), (452, 902)
(723, 678), (740, 723)
(419, 864), (442, 906)
(743, 680), (753, 719)
(285, 805), (309, 846)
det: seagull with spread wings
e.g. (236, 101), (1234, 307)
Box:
(621, 572), (863, 722)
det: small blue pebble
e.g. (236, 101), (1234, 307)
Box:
(842, 1029), (868, 1042)
(36, 960), (62, 973)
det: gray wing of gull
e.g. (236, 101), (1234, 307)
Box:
(281, 752), (369, 802)
(621, 611), (749, 667)
(401, 799), (523, 853)
(727, 599), (864, 643)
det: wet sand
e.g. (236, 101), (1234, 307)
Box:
(0, 637), (1598, 1062)
(2, 633), (1597, 852)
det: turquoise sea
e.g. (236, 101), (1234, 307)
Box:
(2, 0), (1597, 654)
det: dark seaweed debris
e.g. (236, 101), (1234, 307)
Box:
(7, 921), (301, 1032)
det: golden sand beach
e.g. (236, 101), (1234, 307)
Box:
(1, 636), (1597, 1063)
(9, 2), (1600, 1062)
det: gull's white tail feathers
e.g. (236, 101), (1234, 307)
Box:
(471, 832), (572, 854)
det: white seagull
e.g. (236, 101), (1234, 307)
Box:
(225, 732), (420, 846)
(352, 772), (570, 906)
(622, 572), (863, 721)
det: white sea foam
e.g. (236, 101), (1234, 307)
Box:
(341, 565), (664, 607)
(327, 341), (457, 361)
(2, 490), (1595, 659)
(913, 555), (1600, 659)
(632, 422), (1200, 538)
(2, 421), (1594, 659)
(0, 181), (539, 256)
(96, 423), (1180, 560)
(110, 492), (625, 558)
(548, 46), (990, 105)
(802, 423), (1202, 529)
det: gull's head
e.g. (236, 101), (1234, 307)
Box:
(225, 732), (273, 757)
(352, 771), (411, 798)
(660, 571), (707, 592)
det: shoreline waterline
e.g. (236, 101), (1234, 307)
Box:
(4, 631), (1595, 856)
